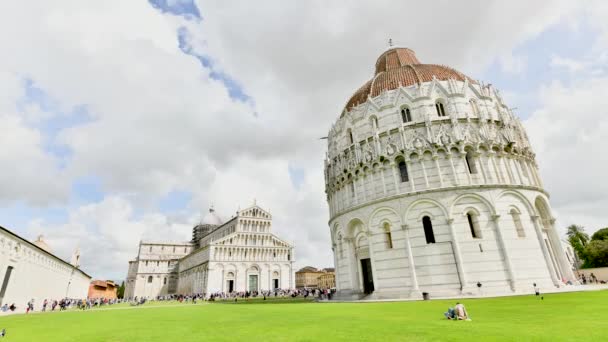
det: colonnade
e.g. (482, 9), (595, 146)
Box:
(213, 246), (291, 262)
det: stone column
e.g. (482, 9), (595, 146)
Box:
(433, 154), (444, 187)
(405, 159), (415, 192)
(510, 157), (524, 184)
(391, 162), (400, 194)
(531, 215), (560, 287)
(352, 178), (358, 204)
(420, 157), (430, 189)
(489, 152), (503, 184)
(491, 214), (517, 291)
(401, 224), (421, 297)
(369, 171), (376, 200)
(461, 153), (473, 185)
(447, 153), (459, 186)
(547, 218), (576, 281)
(500, 153), (515, 184)
(361, 175), (368, 202)
(332, 243), (341, 291)
(446, 218), (469, 293)
(476, 153), (489, 184)
(344, 237), (357, 291)
(380, 168), (387, 196)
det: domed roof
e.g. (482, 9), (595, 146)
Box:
(343, 48), (476, 113)
(201, 206), (222, 226)
(33, 235), (52, 253)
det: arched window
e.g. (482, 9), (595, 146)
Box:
(149, 246), (152, 252)
(147, 276), (153, 283)
(467, 212), (482, 238)
(465, 151), (478, 174)
(401, 107), (412, 123)
(383, 223), (393, 249)
(422, 216), (435, 244)
(470, 99), (479, 115)
(435, 101), (446, 117)
(510, 209), (526, 237)
(350, 180), (355, 198)
(163, 277), (167, 285)
(398, 161), (409, 182)
(348, 129), (354, 145)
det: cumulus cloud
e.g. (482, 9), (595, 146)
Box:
(28, 196), (193, 279)
(525, 77), (608, 234)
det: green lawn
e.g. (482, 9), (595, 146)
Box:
(1, 291), (607, 341)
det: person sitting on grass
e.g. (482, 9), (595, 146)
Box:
(454, 303), (470, 320)
(444, 307), (456, 320)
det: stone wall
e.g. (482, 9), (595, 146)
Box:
(0, 227), (91, 311)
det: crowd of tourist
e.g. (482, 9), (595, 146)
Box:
(121, 288), (337, 305)
(1, 297), (125, 314)
(578, 272), (605, 284)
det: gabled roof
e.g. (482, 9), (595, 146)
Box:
(238, 203), (272, 219)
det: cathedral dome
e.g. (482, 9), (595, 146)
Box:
(33, 235), (52, 253)
(201, 207), (222, 226)
(343, 47), (476, 113)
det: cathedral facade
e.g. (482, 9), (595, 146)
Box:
(324, 47), (575, 299)
(125, 203), (295, 298)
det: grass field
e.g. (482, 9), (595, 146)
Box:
(1, 291), (607, 341)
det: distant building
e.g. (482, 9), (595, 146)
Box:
(317, 268), (336, 290)
(88, 280), (118, 299)
(0, 226), (91, 311)
(296, 267), (335, 289)
(125, 202), (295, 298)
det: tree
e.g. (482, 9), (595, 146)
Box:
(117, 281), (125, 299)
(566, 224), (589, 261)
(582, 240), (608, 268)
(591, 227), (608, 242)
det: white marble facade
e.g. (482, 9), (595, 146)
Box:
(125, 203), (294, 298)
(324, 47), (575, 299)
(0, 227), (91, 310)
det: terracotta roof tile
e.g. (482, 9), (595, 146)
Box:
(343, 48), (476, 114)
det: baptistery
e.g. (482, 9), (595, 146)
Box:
(324, 47), (575, 299)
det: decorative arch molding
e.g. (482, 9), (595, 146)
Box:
(346, 217), (367, 238)
(496, 189), (536, 216)
(404, 198), (449, 222)
(355, 232), (369, 248)
(416, 210), (437, 222)
(507, 205), (522, 215)
(427, 78), (451, 98)
(461, 206), (482, 218)
(449, 193), (497, 218)
(534, 195), (554, 224)
(367, 206), (402, 231)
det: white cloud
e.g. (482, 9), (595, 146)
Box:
(28, 195), (194, 280)
(525, 77), (608, 235)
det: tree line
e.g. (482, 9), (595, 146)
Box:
(567, 225), (608, 269)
